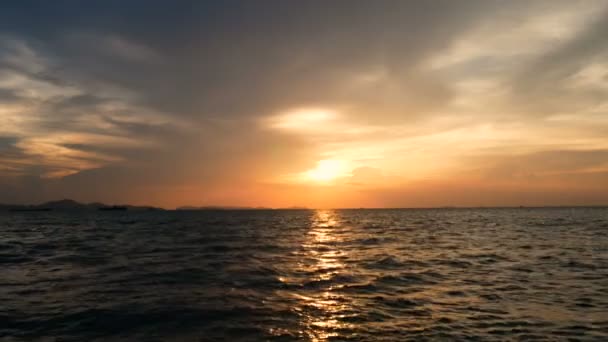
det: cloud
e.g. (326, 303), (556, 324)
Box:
(506, 5), (608, 116)
(0, 35), (178, 179)
(1, 1), (608, 206)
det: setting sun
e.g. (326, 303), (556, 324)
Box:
(304, 160), (349, 183)
(1, 2), (607, 341)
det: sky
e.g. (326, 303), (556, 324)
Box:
(1, 0), (608, 208)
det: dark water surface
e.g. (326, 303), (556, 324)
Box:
(1, 208), (607, 341)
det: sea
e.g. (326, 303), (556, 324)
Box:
(1, 208), (607, 341)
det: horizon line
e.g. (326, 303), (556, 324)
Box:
(2, 199), (607, 211)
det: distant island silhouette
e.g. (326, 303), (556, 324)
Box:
(0, 199), (310, 212)
(0, 199), (160, 212)
(176, 205), (274, 210)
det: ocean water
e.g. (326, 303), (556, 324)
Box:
(1, 208), (607, 341)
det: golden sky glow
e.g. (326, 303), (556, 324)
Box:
(302, 160), (350, 184)
(1, 1), (608, 208)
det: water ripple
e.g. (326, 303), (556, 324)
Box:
(1, 208), (607, 340)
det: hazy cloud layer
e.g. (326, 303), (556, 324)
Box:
(1, 1), (607, 207)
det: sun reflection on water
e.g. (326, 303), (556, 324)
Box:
(295, 209), (355, 341)
(269, 209), (485, 340)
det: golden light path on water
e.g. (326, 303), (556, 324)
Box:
(270, 209), (479, 340)
(300, 210), (351, 341)
(294, 210), (354, 341)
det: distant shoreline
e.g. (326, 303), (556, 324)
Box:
(1, 199), (607, 212)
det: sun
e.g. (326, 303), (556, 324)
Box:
(304, 160), (348, 183)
